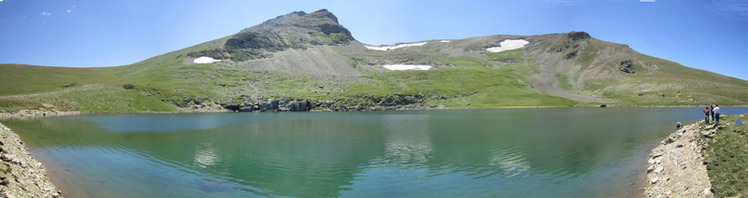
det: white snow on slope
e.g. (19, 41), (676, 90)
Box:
(193, 56), (221, 64)
(383, 64), (432, 71)
(365, 42), (428, 51)
(486, 39), (529, 53)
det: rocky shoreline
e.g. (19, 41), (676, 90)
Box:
(0, 110), (82, 121)
(644, 122), (713, 197)
(0, 123), (61, 198)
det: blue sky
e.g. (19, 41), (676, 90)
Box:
(1, 0), (747, 80)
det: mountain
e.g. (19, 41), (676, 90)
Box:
(1, 9), (747, 113)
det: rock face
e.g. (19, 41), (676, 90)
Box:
(0, 123), (62, 198)
(645, 123), (713, 198)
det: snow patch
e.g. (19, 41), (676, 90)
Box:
(365, 42), (428, 51)
(383, 64), (432, 71)
(440, 40), (450, 43)
(193, 56), (221, 64)
(486, 39), (529, 53)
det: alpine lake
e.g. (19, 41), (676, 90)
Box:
(4, 107), (747, 197)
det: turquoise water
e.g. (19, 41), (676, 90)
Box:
(4, 108), (747, 197)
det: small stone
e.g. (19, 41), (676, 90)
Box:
(655, 167), (664, 173)
(652, 153), (663, 158)
(661, 137), (675, 144)
(0, 154), (15, 162)
(648, 158), (656, 164)
(0, 164), (10, 172)
(650, 178), (659, 184)
(647, 165), (655, 173)
(704, 188), (713, 197)
(675, 143), (683, 148)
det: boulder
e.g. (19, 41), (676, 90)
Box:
(701, 129), (718, 138)
(0, 154), (15, 162)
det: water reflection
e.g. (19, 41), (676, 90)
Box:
(5, 108), (747, 197)
(489, 148), (530, 178)
(193, 143), (218, 168)
(382, 114), (433, 164)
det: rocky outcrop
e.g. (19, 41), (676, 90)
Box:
(645, 123), (713, 198)
(233, 98), (313, 112)
(222, 93), (428, 112)
(567, 31), (591, 41)
(0, 123), (61, 198)
(619, 60), (636, 74)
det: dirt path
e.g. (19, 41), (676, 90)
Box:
(644, 122), (713, 197)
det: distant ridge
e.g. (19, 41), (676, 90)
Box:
(0, 9), (746, 113)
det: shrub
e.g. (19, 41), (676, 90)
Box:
(123, 84), (136, 89)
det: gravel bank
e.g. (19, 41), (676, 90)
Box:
(0, 123), (61, 198)
(644, 122), (713, 197)
(0, 110), (81, 120)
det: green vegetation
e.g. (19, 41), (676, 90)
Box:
(487, 49), (524, 63)
(0, 99), (42, 113)
(702, 114), (748, 197)
(345, 67), (575, 108)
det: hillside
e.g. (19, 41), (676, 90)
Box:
(1, 9), (747, 113)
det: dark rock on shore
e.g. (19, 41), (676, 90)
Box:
(221, 93), (428, 112)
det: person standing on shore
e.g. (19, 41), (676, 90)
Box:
(714, 105), (721, 124)
(704, 106), (711, 124)
(710, 105), (715, 122)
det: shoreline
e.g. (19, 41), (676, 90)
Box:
(0, 122), (61, 198)
(643, 122), (713, 197)
(3, 105), (744, 120)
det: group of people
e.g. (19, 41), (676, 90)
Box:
(703, 104), (721, 124)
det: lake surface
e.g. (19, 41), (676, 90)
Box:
(4, 108), (748, 197)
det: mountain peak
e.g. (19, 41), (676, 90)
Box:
(285, 8), (341, 26)
(220, 9), (354, 61)
(239, 11), (307, 33)
(305, 9), (339, 24)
